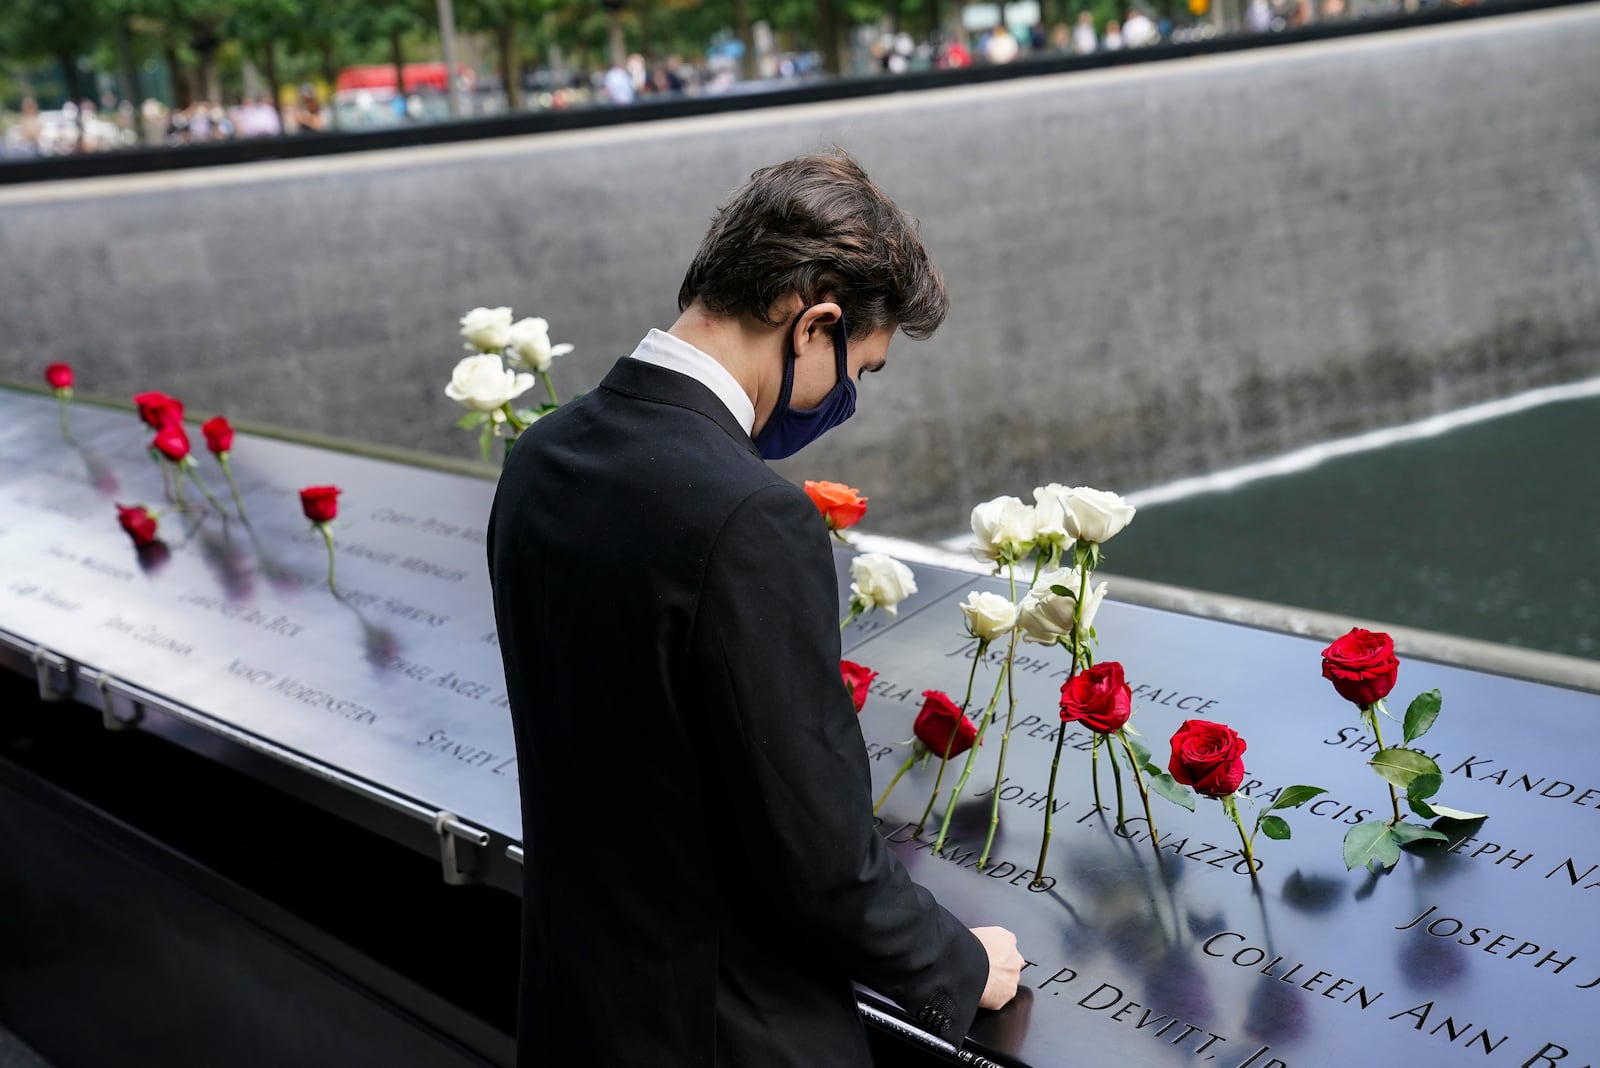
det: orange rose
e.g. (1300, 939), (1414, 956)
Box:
(804, 480), (868, 531)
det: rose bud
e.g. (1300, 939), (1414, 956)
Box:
(116, 504), (160, 548)
(45, 363), (74, 391)
(202, 416), (234, 455)
(1320, 628), (1400, 708)
(134, 391), (185, 429)
(1059, 661), (1133, 735)
(913, 690), (978, 759)
(1168, 719), (1248, 799)
(152, 421), (191, 463)
(840, 660), (878, 714)
(804, 480), (869, 531)
(300, 485), (341, 525)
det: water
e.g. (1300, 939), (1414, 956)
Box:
(1099, 388), (1600, 662)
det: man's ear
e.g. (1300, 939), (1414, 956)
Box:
(794, 301), (843, 351)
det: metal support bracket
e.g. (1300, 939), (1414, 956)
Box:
(95, 673), (142, 731)
(32, 645), (70, 702)
(433, 810), (490, 886)
(506, 843), (525, 866)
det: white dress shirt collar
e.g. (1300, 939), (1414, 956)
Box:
(626, 329), (756, 436)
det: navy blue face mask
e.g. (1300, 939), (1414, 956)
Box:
(754, 309), (857, 461)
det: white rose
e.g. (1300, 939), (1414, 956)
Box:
(1031, 483), (1076, 559)
(444, 354), (536, 412)
(970, 495), (1038, 564)
(959, 590), (1019, 642)
(506, 316), (576, 373)
(1018, 567), (1107, 646)
(849, 553), (918, 618)
(459, 306), (514, 352)
(1061, 486), (1136, 544)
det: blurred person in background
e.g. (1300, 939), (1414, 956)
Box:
(984, 25), (1021, 62)
(1123, 7), (1158, 45)
(296, 87), (327, 132)
(1072, 11), (1100, 52)
(604, 60), (635, 103)
(1104, 18), (1125, 47)
(15, 98), (42, 157)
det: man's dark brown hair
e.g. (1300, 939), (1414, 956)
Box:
(677, 150), (949, 340)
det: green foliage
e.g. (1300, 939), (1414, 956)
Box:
(1259, 814), (1291, 840)
(1403, 689), (1442, 744)
(1423, 803), (1486, 822)
(1148, 770), (1196, 812)
(1389, 822), (1448, 846)
(1407, 771), (1442, 802)
(456, 410), (490, 429)
(1368, 747), (1440, 791)
(1269, 785), (1326, 811)
(1122, 734), (1195, 810)
(1343, 819), (1401, 871)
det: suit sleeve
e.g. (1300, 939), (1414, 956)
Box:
(687, 484), (989, 1040)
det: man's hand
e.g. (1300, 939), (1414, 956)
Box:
(970, 926), (1023, 1010)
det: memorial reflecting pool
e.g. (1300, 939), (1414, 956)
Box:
(1096, 389), (1600, 662)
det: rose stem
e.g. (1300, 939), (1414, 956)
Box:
(57, 397), (71, 439)
(874, 752), (916, 814)
(933, 659), (1008, 853)
(1224, 794), (1257, 877)
(170, 461), (188, 507)
(1091, 735), (1103, 810)
(318, 522), (338, 595)
(1119, 730), (1159, 848)
(1108, 734), (1127, 829)
(186, 464), (231, 519)
(1366, 703), (1403, 823)
(1033, 559), (1089, 886)
(541, 371), (559, 407)
(219, 456), (248, 519)
(839, 603), (861, 631)
(981, 556), (1040, 869)
(154, 453), (173, 501)
(918, 643), (986, 835)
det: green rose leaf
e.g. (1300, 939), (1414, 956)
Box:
(1427, 804), (1488, 822)
(1408, 797), (1438, 820)
(1369, 748), (1442, 791)
(1259, 815), (1292, 840)
(1407, 772), (1443, 801)
(1343, 819), (1401, 871)
(1126, 736), (1153, 767)
(477, 423), (494, 462)
(456, 411), (490, 429)
(1270, 785), (1327, 812)
(1403, 689), (1443, 744)
(1050, 585), (1073, 597)
(1148, 772), (1197, 812)
(1390, 822), (1450, 846)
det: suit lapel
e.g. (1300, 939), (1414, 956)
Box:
(598, 358), (762, 459)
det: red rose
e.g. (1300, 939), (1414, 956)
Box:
(300, 485), (341, 524)
(202, 416), (234, 455)
(914, 689), (977, 759)
(1168, 719), (1248, 799)
(804, 480), (869, 531)
(152, 421), (191, 462)
(116, 504), (159, 547)
(840, 660), (877, 714)
(1059, 661), (1133, 734)
(45, 363), (73, 390)
(134, 391), (184, 429)
(1321, 628), (1399, 708)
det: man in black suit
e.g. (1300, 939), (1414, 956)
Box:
(488, 151), (1022, 1066)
